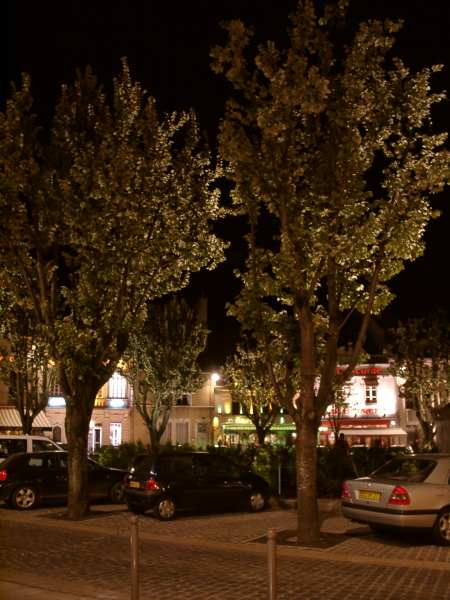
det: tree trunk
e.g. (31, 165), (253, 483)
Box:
(21, 413), (33, 435)
(415, 409), (434, 448)
(256, 427), (266, 445)
(296, 305), (320, 543)
(149, 424), (159, 454)
(65, 387), (96, 519)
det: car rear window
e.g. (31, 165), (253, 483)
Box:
(32, 439), (59, 452)
(159, 455), (193, 478)
(132, 455), (155, 473)
(371, 457), (437, 482)
(0, 439), (27, 458)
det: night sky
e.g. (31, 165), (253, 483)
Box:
(4, 1), (450, 367)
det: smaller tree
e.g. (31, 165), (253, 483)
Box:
(0, 299), (56, 434)
(389, 313), (450, 451)
(225, 346), (280, 445)
(326, 384), (350, 443)
(122, 296), (208, 451)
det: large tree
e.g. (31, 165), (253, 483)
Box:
(390, 314), (450, 451)
(122, 295), (208, 452)
(212, 0), (449, 542)
(0, 296), (56, 434)
(0, 61), (225, 518)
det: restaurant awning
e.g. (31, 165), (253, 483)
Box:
(340, 428), (407, 437)
(0, 408), (52, 429)
(222, 422), (295, 433)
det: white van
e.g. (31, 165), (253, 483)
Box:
(0, 435), (62, 460)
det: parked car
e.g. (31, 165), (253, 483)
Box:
(125, 451), (271, 520)
(0, 435), (62, 459)
(0, 451), (127, 509)
(341, 453), (450, 545)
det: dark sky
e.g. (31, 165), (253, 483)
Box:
(4, 0), (450, 367)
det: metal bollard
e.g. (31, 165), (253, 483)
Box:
(267, 528), (278, 600)
(130, 515), (140, 600)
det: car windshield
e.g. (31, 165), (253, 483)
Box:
(370, 457), (437, 482)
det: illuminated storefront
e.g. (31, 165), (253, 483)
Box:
(215, 364), (407, 448)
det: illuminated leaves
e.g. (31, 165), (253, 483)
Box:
(0, 59), (225, 401)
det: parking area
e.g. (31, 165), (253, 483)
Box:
(1, 501), (450, 599)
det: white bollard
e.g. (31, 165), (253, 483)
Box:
(267, 528), (278, 600)
(130, 515), (140, 600)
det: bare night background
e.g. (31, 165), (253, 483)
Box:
(4, 0), (449, 368)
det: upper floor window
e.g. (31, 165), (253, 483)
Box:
(175, 394), (192, 406)
(365, 385), (377, 404)
(232, 401), (241, 415)
(108, 372), (127, 399)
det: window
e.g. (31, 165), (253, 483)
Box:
(231, 401), (241, 415)
(32, 439), (58, 452)
(108, 372), (127, 400)
(175, 421), (189, 445)
(372, 458), (436, 482)
(110, 423), (122, 447)
(53, 426), (62, 443)
(175, 394), (192, 406)
(27, 457), (45, 468)
(0, 439), (26, 458)
(88, 425), (102, 453)
(160, 422), (172, 444)
(365, 385), (377, 404)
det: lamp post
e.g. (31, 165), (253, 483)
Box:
(210, 373), (220, 445)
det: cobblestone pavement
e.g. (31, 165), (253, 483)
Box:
(1, 503), (450, 599)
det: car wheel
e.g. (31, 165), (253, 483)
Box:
(249, 490), (266, 512)
(154, 497), (176, 520)
(11, 485), (38, 510)
(109, 481), (125, 503)
(432, 508), (450, 546)
(128, 503), (146, 515)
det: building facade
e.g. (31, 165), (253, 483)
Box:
(45, 372), (219, 452)
(213, 364), (408, 448)
(1, 363), (410, 450)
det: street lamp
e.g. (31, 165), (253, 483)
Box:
(209, 373), (220, 444)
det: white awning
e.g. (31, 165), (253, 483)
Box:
(341, 428), (407, 437)
(0, 408), (52, 429)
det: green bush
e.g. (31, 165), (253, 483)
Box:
(93, 441), (149, 469)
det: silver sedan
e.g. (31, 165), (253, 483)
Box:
(341, 454), (450, 545)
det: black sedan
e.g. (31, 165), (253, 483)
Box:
(0, 451), (126, 509)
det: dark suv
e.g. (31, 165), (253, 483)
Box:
(125, 451), (271, 520)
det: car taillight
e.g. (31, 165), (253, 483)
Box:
(144, 477), (160, 491)
(0, 469), (7, 482)
(341, 481), (351, 500)
(388, 485), (411, 505)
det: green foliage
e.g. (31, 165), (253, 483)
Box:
(0, 294), (56, 434)
(121, 295), (209, 451)
(389, 313), (450, 450)
(225, 345), (280, 443)
(211, 0), (449, 537)
(94, 441), (149, 469)
(0, 60), (224, 401)
(0, 59), (225, 516)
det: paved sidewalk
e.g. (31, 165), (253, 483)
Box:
(1, 500), (449, 599)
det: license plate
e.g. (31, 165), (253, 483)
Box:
(358, 489), (381, 502)
(129, 481), (140, 489)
